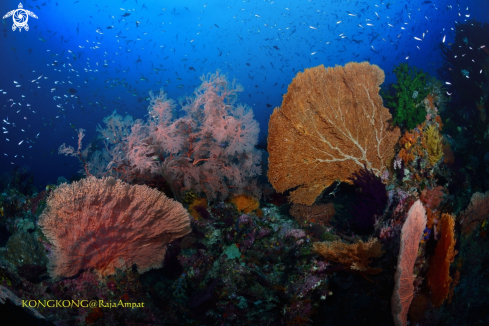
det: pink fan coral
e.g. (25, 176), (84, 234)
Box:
(38, 177), (191, 279)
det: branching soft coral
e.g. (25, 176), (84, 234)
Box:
(312, 238), (385, 274)
(397, 129), (424, 165)
(62, 72), (263, 202)
(149, 72), (263, 201)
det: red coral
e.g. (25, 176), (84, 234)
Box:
(420, 186), (444, 209)
(426, 213), (457, 307)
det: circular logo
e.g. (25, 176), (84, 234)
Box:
(13, 9), (28, 28)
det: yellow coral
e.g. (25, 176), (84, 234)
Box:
(230, 194), (260, 214)
(424, 125), (443, 166)
(188, 197), (208, 219)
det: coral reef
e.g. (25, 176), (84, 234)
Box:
(2, 54), (489, 325)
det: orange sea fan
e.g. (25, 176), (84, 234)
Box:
(267, 62), (400, 205)
(290, 202), (335, 226)
(313, 238), (384, 274)
(426, 213), (457, 307)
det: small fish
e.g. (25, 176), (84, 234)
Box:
(442, 35), (446, 43)
(122, 13), (131, 17)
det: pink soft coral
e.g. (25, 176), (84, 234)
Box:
(149, 72), (262, 201)
(65, 72), (262, 201)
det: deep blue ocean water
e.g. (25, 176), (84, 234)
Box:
(0, 0), (487, 188)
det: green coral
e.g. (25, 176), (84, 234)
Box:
(16, 218), (35, 233)
(385, 63), (430, 130)
(223, 243), (242, 260)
